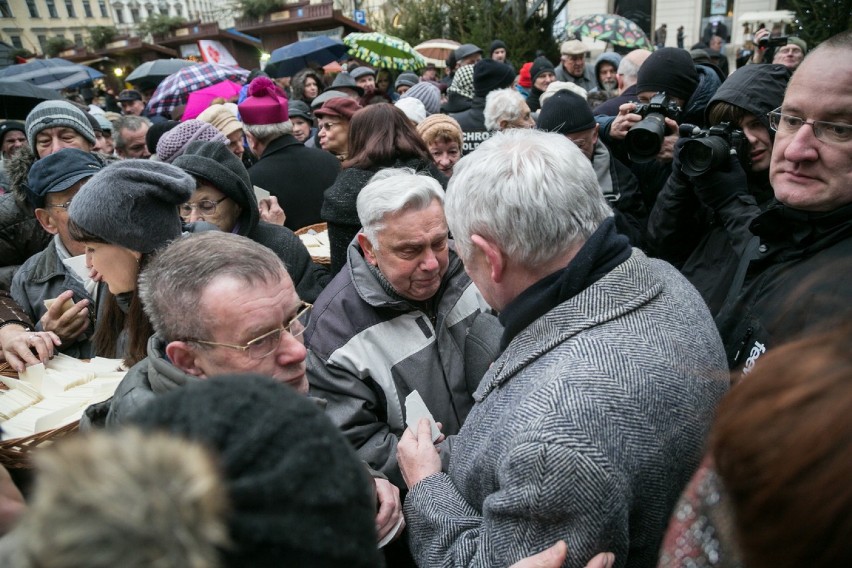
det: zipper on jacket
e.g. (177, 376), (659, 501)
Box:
(732, 326), (754, 365)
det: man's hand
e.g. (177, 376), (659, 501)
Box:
(0, 325), (61, 372)
(258, 196), (285, 226)
(657, 117), (680, 162)
(509, 542), (615, 568)
(40, 290), (89, 343)
(374, 478), (404, 543)
(398, 418), (442, 489)
(609, 103), (642, 140)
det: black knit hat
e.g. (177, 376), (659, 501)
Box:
(537, 90), (596, 135)
(490, 39), (507, 55)
(636, 47), (699, 101)
(145, 120), (180, 155)
(172, 140), (256, 212)
(68, 160), (194, 254)
(530, 55), (556, 83)
(127, 374), (382, 568)
(472, 59), (515, 99)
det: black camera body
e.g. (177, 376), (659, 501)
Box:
(625, 92), (682, 163)
(679, 122), (751, 177)
(758, 35), (788, 48)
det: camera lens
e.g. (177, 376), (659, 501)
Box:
(626, 113), (666, 163)
(681, 137), (730, 177)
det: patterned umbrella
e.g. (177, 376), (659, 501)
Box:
(567, 14), (652, 50)
(0, 58), (103, 90)
(146, 62), (249, 117)
(343, 32), (426, 71)
(414, 39), (460, 69)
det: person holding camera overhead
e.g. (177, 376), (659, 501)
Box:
(647, 64), (790, 315)
(597, 48), (723, 210)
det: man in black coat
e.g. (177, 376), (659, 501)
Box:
(239, 79), (340, 232)
(450, 59), (515, 155)
(714, 31), (852, 373)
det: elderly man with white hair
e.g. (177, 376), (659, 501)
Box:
(483, 88), (536, 131)
(397, 129), (729, 567)
(305, 168), (501, 489)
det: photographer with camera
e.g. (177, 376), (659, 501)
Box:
(647, 63), (790, 315)
(750, 29), (807, 72)
(598, 48), (722, 210)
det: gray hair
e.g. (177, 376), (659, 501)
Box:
(114, 115), (151, 152)
(15, 428), (228, 568)
(138, 232), (288, 341)
(484, 88), (526, 131)
(617, 56), (641, 83)
(445, 129), (611, 267)
(356, 167), (445, 247)
(243, 120), (293, 145)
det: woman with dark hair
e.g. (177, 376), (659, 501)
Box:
(321, 103), (447, 274)
(290, 68), (325, 106)
(67, 160), (194, 368)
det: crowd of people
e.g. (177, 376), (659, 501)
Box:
(0, 26), (850, 568)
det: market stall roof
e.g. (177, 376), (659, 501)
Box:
(738, 10), (796, 24)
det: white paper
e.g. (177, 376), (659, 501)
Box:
(253, 185), (270, 202)
(377, 514), (405, 549)
(61, 254), (90, 282)
(405, 390), (440, 442)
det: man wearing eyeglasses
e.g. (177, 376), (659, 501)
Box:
(714, 30), (852, 372)
(87, 230), (405, 545)
(305, 169), (501, 490)
(10, 148), (106, 358)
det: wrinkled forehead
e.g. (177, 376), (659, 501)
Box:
(784, 49), (852, 118)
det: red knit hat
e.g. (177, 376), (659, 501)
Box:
(518, 62), (533, 89)
(238, 77), (289, 125)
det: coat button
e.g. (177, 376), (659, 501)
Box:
(758, 244), (768, 253)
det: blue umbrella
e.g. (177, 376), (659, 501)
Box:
(265, 36), (348, 78)
(0, 58), (103, 89)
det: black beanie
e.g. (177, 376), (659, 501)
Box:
(530, 55), (556, 83)
(128, 374), (382, 568)
(636, 47), (699, 102)
(490, 39), (507, 55)
(473, 59), (515, 99)
(537, 90), (596, 134)
(146, 120), (179, 155)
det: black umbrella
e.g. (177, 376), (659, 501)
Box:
(125, 59), (196, 90)
(0, 80), (63, 120)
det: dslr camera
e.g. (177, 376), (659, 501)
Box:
(679, 122), (750, 177)
(757, 35), (788, 48)
(625, 92), (682, 163)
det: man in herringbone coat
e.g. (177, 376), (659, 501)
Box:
(398, 129), (729, 568)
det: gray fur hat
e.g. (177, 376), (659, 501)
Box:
(25, 100), (96, 150)
(68, 160), (194, 254)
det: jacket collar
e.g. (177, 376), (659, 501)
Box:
(474, 249), (661, 400)
(259, 133), (302, 159)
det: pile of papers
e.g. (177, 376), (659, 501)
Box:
(298, 229), (330, 260)
(0, 354), (125, 440)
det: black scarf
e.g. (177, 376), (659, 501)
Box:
(498, 217), (631, 349)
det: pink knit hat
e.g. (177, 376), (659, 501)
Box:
(238, 77), (289, 125)
(156, 120), (227, 163)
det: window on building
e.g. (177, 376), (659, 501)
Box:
(130, 6), (139, 21)
(0, 0), (12, 17)
(10, 35), (23, 48)
(37, 34), (48, 52)
(82, 0), (92, 15)
(158, 2), (167, 14)
(65, 0), (76, 16)
(98, 0), (108, 16)
(74, 33), (83, 46)
(26, 0), (39, 17)
(115, 6), (123, 22)
(174, 3), (182, 16)
(46, 0), (59, 18)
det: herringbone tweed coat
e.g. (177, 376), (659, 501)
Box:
(404, 249), (729, 568)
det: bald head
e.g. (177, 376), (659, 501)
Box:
(618, 49), (652, 90)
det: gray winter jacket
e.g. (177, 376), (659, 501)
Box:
(554, 62), (597, 91)
(305, 240), (501, 487)
(404, 249), (729, 567)
(10, 236), (106, 358)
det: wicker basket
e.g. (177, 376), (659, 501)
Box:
(0, 362), (80, 469)
(295, 222), (330, 266)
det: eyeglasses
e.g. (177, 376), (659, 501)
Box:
(178, 196), (228, 218)
(318, 121), (340, 131)
(45, 199), (74, 210)
(187, 302), (312, 359)
(568, 138), (587, 149)
(767, 108), (852, 145)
